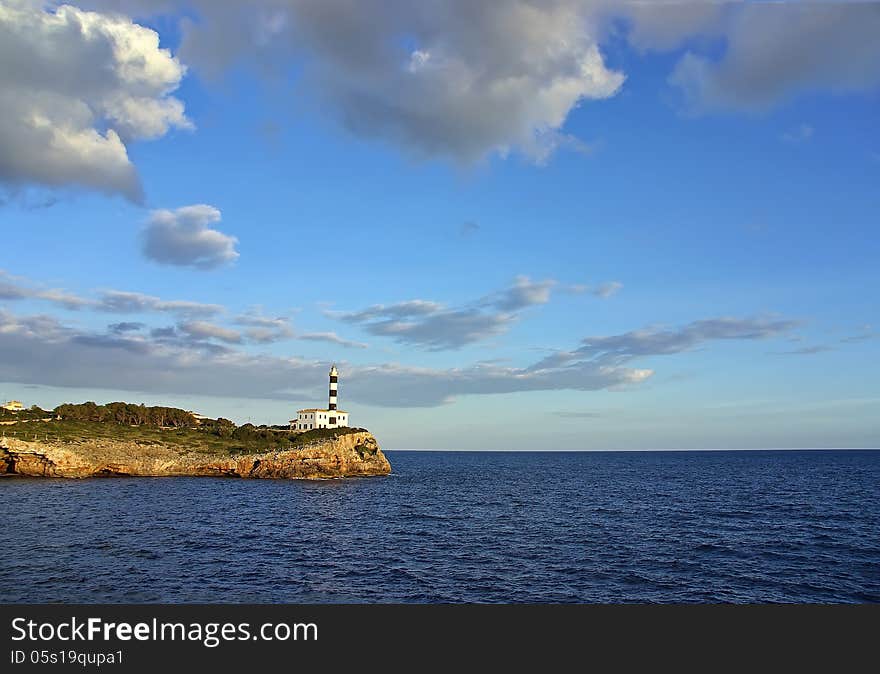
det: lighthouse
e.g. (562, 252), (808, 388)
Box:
(290, 364), (350, 431)
(329, 364), (338, 411)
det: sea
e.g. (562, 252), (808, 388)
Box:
(1, 450), (878, 603)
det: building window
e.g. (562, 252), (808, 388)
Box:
(330, 376), (338, 383)
(329, 417), (336, 425)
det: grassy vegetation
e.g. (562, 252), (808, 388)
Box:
(0, 406), (52, 422)
(1, 419), (368, 456)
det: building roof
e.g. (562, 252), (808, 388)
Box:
(296, 408), (348, 414)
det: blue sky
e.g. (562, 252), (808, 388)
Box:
(1, 1), (878, 449)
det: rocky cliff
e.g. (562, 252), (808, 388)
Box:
(0, 430), (391, 479)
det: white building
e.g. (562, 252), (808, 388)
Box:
(290, 365), (350, 431)
(1, 400), (23, 412)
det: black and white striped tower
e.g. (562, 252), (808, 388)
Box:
(329, 364), (338, 411)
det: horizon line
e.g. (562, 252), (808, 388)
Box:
(382, 447), (880, 453)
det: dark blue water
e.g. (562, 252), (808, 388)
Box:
(1, 450), (878, 603)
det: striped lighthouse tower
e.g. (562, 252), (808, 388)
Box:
(328, 364), (338, 411)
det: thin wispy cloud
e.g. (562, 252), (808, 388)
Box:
(592, 281), (623, 298)
(0, 270), (224, 318)
(177, 320), (243, 345)
(840, 326), (877, 344)
(298, 332), (369, 350)
(460, 221), (480, 237)
(108, 322), (145, 335)
(0, 306), (647, 407)
(781, 124), (814, 144)
(233, 311), (295, 344)
(565, 281), (623, 298)
(529, 317), (801, 371)
(772, 345), (832, 356)
(329, 277), (555, 350)
(0, 306), (805, 409)
(553, 411), (604, 419)
(483, 276), (556, 312)
(95, 291), (224, 318)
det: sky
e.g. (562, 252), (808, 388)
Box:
(0, 0), (878, 450)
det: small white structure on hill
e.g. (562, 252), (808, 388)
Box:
(290, 365), (349, 431)
(1, 400), (24, 412)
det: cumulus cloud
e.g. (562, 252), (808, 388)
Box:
(612, 1), (726, 53)
(331, 277), (558, 350)
(38, 0), (880, 174)
(142, 205), (239, 269)
(668, 3), (880, 112)
(79, 0), (624, 164)
(0, 2), (190, 201)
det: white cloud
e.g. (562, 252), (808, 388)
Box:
(613, 1), (725, 52)
(94, 290), (223, 318)
(0, 307), (806, 408)
(592, 281), (623, 298)
(0, 306), (650, 407)
(530, 316), (801, 371)
(0, 3), (191, 201)
(0, 270), (90, 309)
(177, 320), (242, 344)
(79, 0), (624, 164)
(328, 276), (622, 350)
(0, 269), (224, 317)
(485, 276), (556, 312)
(32, 0), (880, 177)
(234, 311), (296, 343)
(298, 332), (369, 350)
(668, 3), (880, 112)
(331, 277), (559, 350)
(142, 205), (239, 269)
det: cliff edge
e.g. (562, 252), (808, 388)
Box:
(0, 430), (391, 480)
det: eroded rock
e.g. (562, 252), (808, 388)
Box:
(0, 431), (390, 480)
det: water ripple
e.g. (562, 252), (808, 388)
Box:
(1, 450), (878, 603)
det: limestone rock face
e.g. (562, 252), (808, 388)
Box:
(0, 431), (391, 480)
